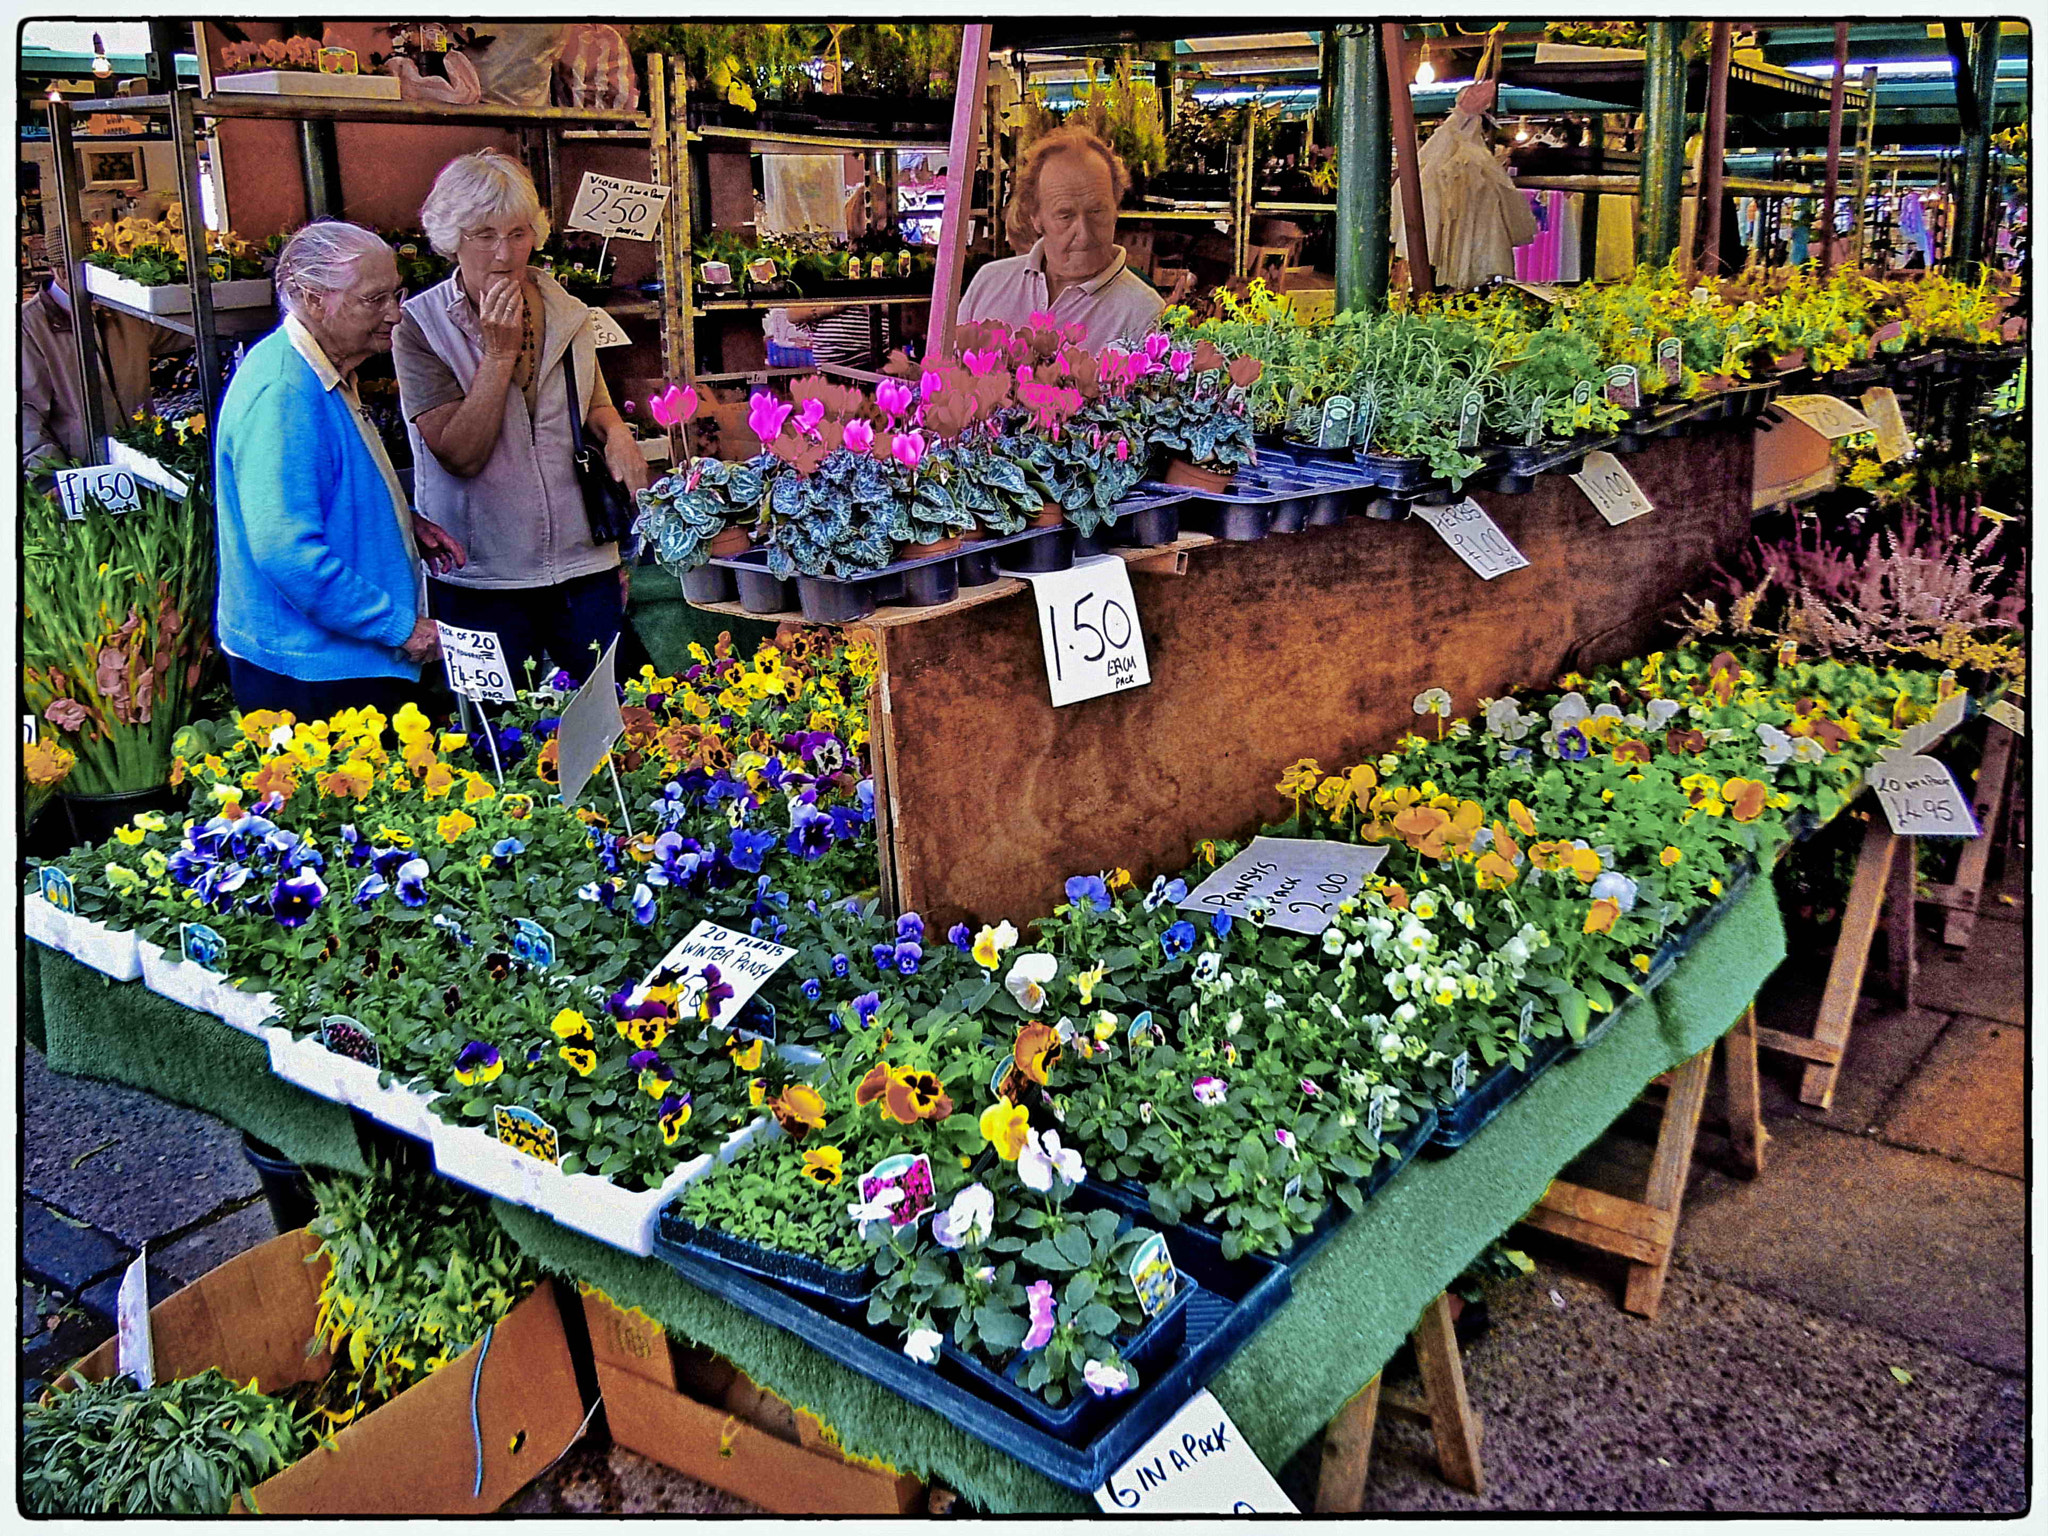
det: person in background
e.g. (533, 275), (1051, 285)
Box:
(958, 123), (1164, 347)
(214, 221), (456, 717)
(395, 148), (650, 687)
(20, 273), (185, 473)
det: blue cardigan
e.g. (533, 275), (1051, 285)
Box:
(214, 326), (419, 681)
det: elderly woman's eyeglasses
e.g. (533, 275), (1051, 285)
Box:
(459, 225), (535, 250)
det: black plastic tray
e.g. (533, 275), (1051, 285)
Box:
(654, 1212), (873, 1310)
(647, 1185), (1291, 1491)
(1352, 449), (1435, 493)
(1640, 858), (1759, 997)
(1425, 1027), (1576, 1153)
(701, 523), (1069, 622)
(1161, 455), (1376, 543)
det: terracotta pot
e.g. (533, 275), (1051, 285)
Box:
(1163, 458), (1234, 494)
(1029, 504), (1068, 529)
(706, 526), (753, 558)
(1769, 348), (1808, 374)
(909, 529), (988, 560)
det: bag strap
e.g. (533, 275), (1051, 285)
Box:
(562, 337), (588, 455)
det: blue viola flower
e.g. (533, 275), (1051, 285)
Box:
(830, 953), (850, 978)
(268, 869), (327, 928)
(534, 716), (562, 739)
(1210, 911), (1234, 938)
(841, 895), (864, 916)
(548, 668), (578, 691)
(786, 801), (835, 861)
(872, 942), (899, 971)
(896, 912), (925, 944)
(851, 991), (882, 1027)
(1160, 919), (1198, 959)
(491, 837), (525, 861)
(631, 882), (657, 926)
(353, 872), (389, 907)
(1556, 725), (1590, 762)
(749, 916), (789, 942)
(395, 858), (431, 908)
(1143, 875), (1190, 912)
(526, 1044), (545, 1064)
(1065, 874), (1112, 913)
(371, 844), (410, 881)
(749, 876), (788, 920)
(800, 977), (823, 1001)
(856, 778), (876, 817)
(895, 942), (923, 976)
(948, 922), (974, 953)
(827, 805), (866, 843)
(726, 828), (778, 874)
(338, 824), (372, 868)
(705, 779), (747, 810)
(167, 844), (210, 888)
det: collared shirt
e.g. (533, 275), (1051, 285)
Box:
(282, 312), (420, 574)
(958, 239), (1166, 349)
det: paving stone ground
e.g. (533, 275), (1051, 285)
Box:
(21, 866), (2027, 1511)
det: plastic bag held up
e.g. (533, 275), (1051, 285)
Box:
(1393, 80), (1539, 290)
(554, 23), (639, 111)
(387, 48), (481, 104)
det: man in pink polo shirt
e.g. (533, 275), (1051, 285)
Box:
(960, 124), (1164, 348)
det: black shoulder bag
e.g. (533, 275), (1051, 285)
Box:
(563, 344), (637, 546)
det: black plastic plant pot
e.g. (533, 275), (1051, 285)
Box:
(1610, 428), (1647, 455)
(796, 575), (880, 625)
(60, 784), (185, 848)
(1191, 501), (1273, 542)
(655, 1211), (874, 1312)
(1071, 528), (1114, 559)
(938, 1279), (1199, 1443)
(681, 564), (736, 604)
(1003, 526), (1076, 573)
(1266, 497), (1309, 534)
(241, 1134), (316, 1232)
(899, 559), (960, 607)
(1354, 450), (1433, 494)
(958, 547), (1002, 587)
(734, 566), (795, 616)
(1111, 504), (1182, 548)
(1487, 468), (1535, 496)
(1279, 436), (1353, 463)
(1304, 491), (1350, 526)
(1425, 1029), (1577, 1154)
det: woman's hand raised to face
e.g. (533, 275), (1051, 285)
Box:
(478, 273), (525, 360)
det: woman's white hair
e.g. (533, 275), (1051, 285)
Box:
(420, 148), (550, 259)
(274, 220), (390, 319)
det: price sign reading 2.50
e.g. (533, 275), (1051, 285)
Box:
(1016, 555), (1152, 707)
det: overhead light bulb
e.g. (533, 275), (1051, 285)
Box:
(1515, 121), (1530, 142)
(47, 83), (63, 101)
(91, 33), (112, 75)
(1414, 51), (1436, 87)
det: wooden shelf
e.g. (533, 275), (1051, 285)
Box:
(1252, 201), (1337, 215)
(597, 299), (662, 319)
(692, 125), (948, 155)
(179, 92), (651, 130)
(683, 534), (1216, 629)
(86, 291), (276, 340)
(698, 292), (933, 313)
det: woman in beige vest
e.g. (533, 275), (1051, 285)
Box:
(392, 149), (649, 687)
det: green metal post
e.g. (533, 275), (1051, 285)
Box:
(1951, 22), (2003, 277)
(1637, 20), (1687, 268)
(1333, 24), (1389, 313)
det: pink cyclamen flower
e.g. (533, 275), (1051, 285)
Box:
(963, 348), (999, 377)
(1169, 349), (1194, 376)
(1114, 438), (1130, 462)
(1127, 351), (1160, 382)
(842, 418), (875, 454)
(919, 368), (944, 403)
(1142, 332), (1172, 363)
(1022, 1280), (1057, 1351)
(891, 430), (926, 471)
(1026, 309), (1057, 331)
(1015, 364), (1034, 387)
(1060, 321), (1088, 347)
(795, 396), (826, 436)
(747, 390), (793, 443)
(875, 379), (913, 420)
(1275, 1127), (1299, 1158)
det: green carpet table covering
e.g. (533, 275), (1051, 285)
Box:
(27, 877), (1786, 1510)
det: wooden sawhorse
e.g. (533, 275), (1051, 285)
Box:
(1921, 714), (2020, 949)
(1314, 1291), (1485, 1507)
(1519, 1007), (1769, 1319)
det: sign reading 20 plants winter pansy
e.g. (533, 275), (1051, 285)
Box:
(1178, 836), (1389, 936)
(640, 920), (795, 1032)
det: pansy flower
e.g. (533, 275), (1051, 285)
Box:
(851, 991), (882, 1028)
(267, 868), (327, 928)
(979, 1100), (1031, 1160)
(1021, 1280), (1057, 1352)
(1192, 1075), (1228, 1107)
(453, 1041), (503, 1086)
(1063, 873), (1112, 913)
(1013, 1021), (1062, 1085)
(971, 921), (1018, 971)
(1159, 920), (1198, 960)
(1083, 1360), (1131, 1397)
(1006, 953), (1057, 1013)
(1018, 1128), (1084, 1192)
(800, 1145), (844, 1186)
(948, 922), (974, 954)
(560, 1039), (598, 1076)
(658, 1092), (692, 1144)
(631, 1048), (673, 1098)
(1583, 898), (1621, 935)
(768, 1082), (827, 1139)
(730, 1036), (764, 1073)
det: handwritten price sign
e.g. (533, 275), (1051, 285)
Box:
(567, 171), (672, 240)
(1859, 387), (1914, 463)
(436, 622), (517, 702)
(1571, 450), (1656, 526)
(1773, 394), (1875, 440)
(1096, 1391), (1295, 1514)
(587, 306), (632, 348)
(53, 463), (144, 520)
(1179, 836), (1389, 936)
(1413, 498), (1530, 581)
(1014, 555), (1152, 707)
(1868, 755), (1979, 837)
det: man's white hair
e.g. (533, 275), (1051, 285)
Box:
(420, 148), (550, 259)
(274, 220), (389, 318)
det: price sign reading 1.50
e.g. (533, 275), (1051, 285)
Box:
(1016, 555), (1152, 708)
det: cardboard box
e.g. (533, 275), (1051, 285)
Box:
(1752, 413), (1838, 511)
(580, 1290), (925, 1515)
(68, 1231), (588, 1514)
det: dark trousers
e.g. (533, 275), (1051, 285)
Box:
(427, 569), (625, 690)
(225, 654), (424, 720)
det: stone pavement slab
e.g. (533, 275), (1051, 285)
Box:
(24, 1049), (258, 1248)
(1912, 918), (2025, 1027)
(22, 1200), (133, 1295)
(153, 1200), (280, 1287)
(1673, 1120), (2024, 1375)
(1346, 1265), (2005, 1513)
(1931, 1374), (2028, 1514)
(1877, 1015), (2025, 1177)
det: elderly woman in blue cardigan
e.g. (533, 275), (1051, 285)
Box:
(213, 220), (465, 716)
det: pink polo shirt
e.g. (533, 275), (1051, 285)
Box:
(958, 239), (1165, 349)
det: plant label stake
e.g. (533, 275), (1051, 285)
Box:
(494, 1105), (561, 1164)
(178, 921), (227, 973)
(1657, 337), (1683, 389)
(1412, 498), (1530, 581)
(510, 918), (556, 970)
(319, 1014), (382, 1069)
(1366, 1094), (1386, 1144)
(555, 637), (628, 821)
(1180, 836), (1389, 936)
(1602, 364), (1641, 411)
(1450, 1051), (1471, 1099)
(1010, 555), (1151, 708)
(1519, 997), (1537, 1047)
(858, 1153), (935, 1228)
(21, 713), (35, 745)
(116, 1249), (155, 1389)
(36, 866), (76, 913)
(1457, 388), (1484, 450)
(1524, 396), (1546, 448)
(1859, 387), (1914, 462)
(1571, 450), (1656, 526)
(53, 463), (144, 520)
(1127, 1231), (1179, 1318)
(1571, 379), (1593, 410)
(1316, 395), (1355, 449)
(566, 171), (672, 241)
(1096, 1390), (1296, 1514)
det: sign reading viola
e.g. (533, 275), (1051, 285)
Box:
(566, 171), (671, 239)
(1014, 554), (1152, 708)
(1179, 836), (1389, 936)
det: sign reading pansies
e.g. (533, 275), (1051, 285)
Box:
(638, 920), (796, 1033)
(1178, 836), (1389, 936)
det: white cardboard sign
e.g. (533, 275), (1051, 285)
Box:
(54, 463), (145, 519)
(567, 171), (672, 239)
(643, 920), (796, 1032)
(1773, 394), (1875, 440)
(1413, 498), (1530, 581)
(1859, 387), (1914, 463)
(1867, 754), (1979, 838)
(116, 1249), (154, 1389)
(587, 306), (632, 348)
(1571, 450), (1656, 526)
(1013, 554), (1152, 707)
(1179, 836), (1390, 935)
(1986, 697), (2026, 737)
(1096, 1391), (1296, 1514)
(555, 637), (625, 807)
(436, 623), (517, 702)
(1893, 691), (1969, 759)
